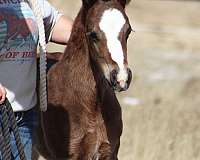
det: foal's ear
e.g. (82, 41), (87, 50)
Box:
(117, 0), (131, 8)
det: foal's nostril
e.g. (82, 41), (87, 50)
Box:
(110, 69), (118, 86)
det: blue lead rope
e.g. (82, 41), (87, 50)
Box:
(0, 98), (26, 160)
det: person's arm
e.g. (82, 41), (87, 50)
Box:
(39, 0), (73, 45)
(50, 15), (73, 45)
(0, 84), (6, 104)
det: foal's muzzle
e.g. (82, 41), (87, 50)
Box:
(110, 68), (132, 92)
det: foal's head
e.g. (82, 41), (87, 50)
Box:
(83, 0), (133, 91)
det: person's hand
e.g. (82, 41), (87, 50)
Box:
(0, 84), (6, 104)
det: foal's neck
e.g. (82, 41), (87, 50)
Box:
(62, 8), (88, 61)
(59, 9), (97, 101)
(60, 9), (91, 72)
(59, 8), (112, 105)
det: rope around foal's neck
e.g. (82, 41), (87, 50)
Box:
(28, 0), (47, 112)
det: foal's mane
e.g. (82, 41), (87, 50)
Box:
(62, 8), (89, 61)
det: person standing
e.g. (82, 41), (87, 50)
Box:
(0, 0), (73, 159)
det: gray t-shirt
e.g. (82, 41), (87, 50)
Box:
(0, 0), (61, 111)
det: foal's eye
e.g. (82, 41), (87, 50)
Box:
(89, 31), (99, 42)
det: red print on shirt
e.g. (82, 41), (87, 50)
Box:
(0, 10), (37, 51)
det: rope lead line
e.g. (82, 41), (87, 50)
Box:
(28, 0), (47, 112)
(0, 106), (11, 160)
(0, 99), (26, 160)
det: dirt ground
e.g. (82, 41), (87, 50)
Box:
(39, 0), (200, 159)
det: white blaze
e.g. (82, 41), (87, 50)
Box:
(99, 8), (128, 84)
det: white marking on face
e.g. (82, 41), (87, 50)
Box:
(99, 8), (128, 84)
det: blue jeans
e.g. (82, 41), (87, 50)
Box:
(0, 107), (38, 160)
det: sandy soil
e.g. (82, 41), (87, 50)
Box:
(38, 0), (200, 159)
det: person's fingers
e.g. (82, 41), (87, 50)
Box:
(0, 85), (6, 104)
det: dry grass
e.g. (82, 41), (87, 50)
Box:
(39, 0), (200, 159)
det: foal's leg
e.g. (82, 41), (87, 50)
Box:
(98, 142), (112, 160)
(77, 133), (98, 160)
(77, 132), (112, 160)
